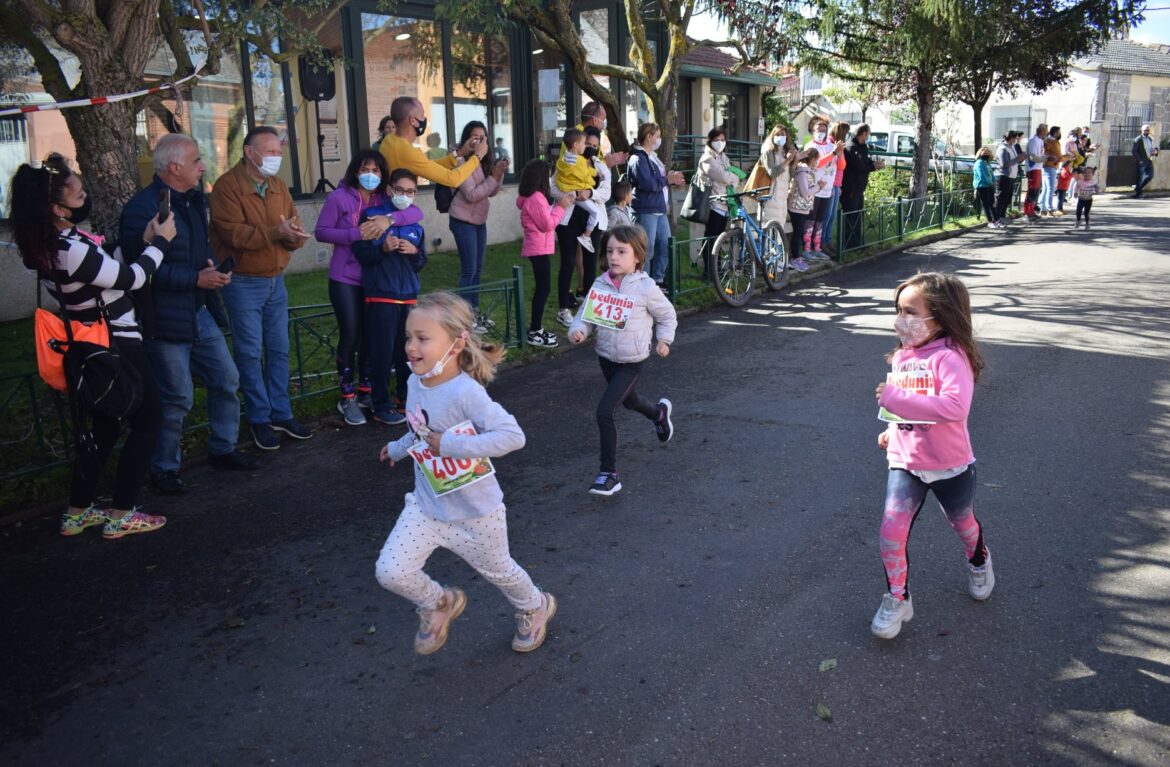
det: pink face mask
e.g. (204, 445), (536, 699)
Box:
(894, 315), (934, 347)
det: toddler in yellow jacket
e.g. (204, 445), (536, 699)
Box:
(554, 127), (601, 253)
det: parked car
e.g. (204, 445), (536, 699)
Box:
(867, 128), (974, 173)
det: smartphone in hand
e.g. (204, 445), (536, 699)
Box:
(216, 256), (236, 274)
(158, 189), (171, 222)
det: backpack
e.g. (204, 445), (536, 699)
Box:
(434, 183), (455, 213)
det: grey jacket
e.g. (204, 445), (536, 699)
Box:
(569, 269), (677, 363)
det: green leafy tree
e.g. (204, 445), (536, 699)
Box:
(0, 0), (346, 237)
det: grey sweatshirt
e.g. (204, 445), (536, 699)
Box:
(386, 372), (525, 521)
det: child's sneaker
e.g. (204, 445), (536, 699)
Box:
(577, 234), (595, 253)
(337, 397), (366, 426)
(512, 591), (558, 653)
(968, 550), (995, 601)
(589, 471), (621, 496)
(102, 508), (166, 540)
(655, 398), (673, 443)
(790, 257), (810, 272)
(870, 593), (913, 639)
(527, 328), (559, 348)
(415, 587), (467, 655)
(557, 308), (574, 327)
(372, 409), (407, 426)
(1084, 223), (1091, 231)
(60, 504), (110, 536)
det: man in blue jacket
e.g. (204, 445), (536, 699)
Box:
(120, 133), (260, 495)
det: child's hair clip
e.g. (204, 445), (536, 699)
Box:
(459, 330), (469, 340)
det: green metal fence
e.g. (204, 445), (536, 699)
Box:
(0, 266), (528, 494)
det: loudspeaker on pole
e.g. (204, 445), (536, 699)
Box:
(299, 49), (336, 102)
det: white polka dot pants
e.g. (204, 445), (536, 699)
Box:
(374, 494), (542, 612)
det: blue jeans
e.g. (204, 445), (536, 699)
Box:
(1040, 167), (1057, 212)
(450, 218), (487, 309)
(823, 186), (841, 249)
(222, 274), (293, 425)
(1136, 161), (1154, 196)
(146, 306), (242, 472)
(638, 212), (671, 283)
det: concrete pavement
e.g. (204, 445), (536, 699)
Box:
(2, 196), (1169, 766)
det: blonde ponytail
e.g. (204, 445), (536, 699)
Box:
(413, 291), (506, 385)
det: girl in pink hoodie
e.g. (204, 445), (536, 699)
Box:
(870, 272), (992, 640)
(516, 160), (574, 348)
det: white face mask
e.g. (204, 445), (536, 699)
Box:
(711, 140), (726, 153)
(391, 194), (413, 211)
(814, 131), (827, 142)
(773, 135), (787, 148)
(894, 315), (934, 347)
(418, 333), (466, 380)
(651, 136), (662, 151)
(252, 151), (282, 177)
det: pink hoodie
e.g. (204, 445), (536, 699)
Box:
(879, 336), (976, 471)
(517, 193), (568, 257)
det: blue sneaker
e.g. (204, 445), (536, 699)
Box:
(372, 409), (407, 426)
(791, 257), (810, 272)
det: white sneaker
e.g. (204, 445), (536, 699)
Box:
(1084, 223), (1091, 231)
(556, 308), (574, 327)
(577, 234), (595, 253)
(526, 328), (559, 348)
(871, 593), (913, 639)
(968, 551), (995, 601)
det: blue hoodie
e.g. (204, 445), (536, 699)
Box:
(351, 203), (427, 301)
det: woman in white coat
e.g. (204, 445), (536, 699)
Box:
(696, 127), (741, 279)
(758, 124), (799, 233)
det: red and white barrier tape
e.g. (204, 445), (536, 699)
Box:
(0, 73), (200, 118)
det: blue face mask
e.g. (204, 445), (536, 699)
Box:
(358, 172), (380, 191)
(391, 194), (412, 211)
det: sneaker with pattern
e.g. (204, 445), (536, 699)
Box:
(102, 508), (166, 540)
(870, 593), (913, 639)
(588, 471), (621, 496)
(60, 504), (110, 537)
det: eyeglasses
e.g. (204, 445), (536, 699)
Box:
(391, 186), (416, 197)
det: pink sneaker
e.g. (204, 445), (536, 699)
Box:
(512, 591), (558, 653)
(414, 587), (467, 655)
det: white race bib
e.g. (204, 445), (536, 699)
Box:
(878, 368), (938, 424)
(582, 285), (634, 330)
(407, 420), (495, 496)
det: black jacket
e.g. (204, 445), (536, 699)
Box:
(120, 176), (227, 343)
(842, 140), (877, 199)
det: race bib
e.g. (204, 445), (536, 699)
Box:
(582, 286), (634, 330)
(407, 420), (495, 496)
(878, 368), (938, 424)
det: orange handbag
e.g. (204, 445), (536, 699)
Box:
(34, 306), (110, 392)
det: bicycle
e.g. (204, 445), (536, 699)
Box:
(708, 187), (789, 307)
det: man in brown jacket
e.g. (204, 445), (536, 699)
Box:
(211, 126), (314, 450)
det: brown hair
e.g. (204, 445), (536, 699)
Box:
(830, 121), (850, 143)
(889, 272), (984, 382)
(808, 114), (830, 133)
(601, 224), (648, 271)
(976, 146), (993, 161)
(637, 123), (660, 145)
(412, 292), (506, 385)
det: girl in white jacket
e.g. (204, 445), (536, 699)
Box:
(568, 225), (678, 497)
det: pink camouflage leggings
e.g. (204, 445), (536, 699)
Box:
(880, 465), (987, 600)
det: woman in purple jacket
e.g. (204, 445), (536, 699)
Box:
(315, 150), (422, 426)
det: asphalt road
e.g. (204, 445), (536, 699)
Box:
(3, 198), (1169, 767)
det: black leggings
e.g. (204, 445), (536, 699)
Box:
(976, 186), (996, 222)
(70, 339), (161, 510)
(596, 357), (659, 474)
(328, 279), (368, 390)
(993, 175), (1014, 221)
(557, 206), (589, 309)
(1076, 198), (1093, 223)
(788, 211), (808, 258)
(527, 254), (552, 332)
(700, 210), (728, 277)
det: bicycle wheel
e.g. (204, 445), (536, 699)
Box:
(760, 221), (790, 291)
(710, 228), (755, 307)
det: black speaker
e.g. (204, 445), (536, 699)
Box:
(299, 49), (335, 102)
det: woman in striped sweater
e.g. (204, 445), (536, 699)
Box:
(10, 155), (175, 539)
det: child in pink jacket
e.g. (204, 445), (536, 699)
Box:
(870, 272), (993, 640)
(516, 160), (574, 348)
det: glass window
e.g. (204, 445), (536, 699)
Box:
(486, 35), (514, 171)
(448, 28), (514, 173)
(532, 46), (566, 160)
(579, 8), (610, 95)
(248, 42), (296, 189)
(622, 39), (655, 146)
(710, 92), (741, 142)
(360, 13), (447, 184)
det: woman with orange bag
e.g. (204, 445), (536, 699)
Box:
(10, 155), (175, 539)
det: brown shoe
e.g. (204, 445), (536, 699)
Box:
(512, 591), (558, 653)
(414, 587), (467, 655)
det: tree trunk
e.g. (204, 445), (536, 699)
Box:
(910, 69), (934, 199)
(965, 95), (990, 152)
(63, 101), (141, 241)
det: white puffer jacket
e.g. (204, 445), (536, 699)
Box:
(569, 269), (678, 363)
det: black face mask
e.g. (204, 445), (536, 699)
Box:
(583, 147), (599, 161)
(61, 197), (93, 224)
(414, 116), (427, 137)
